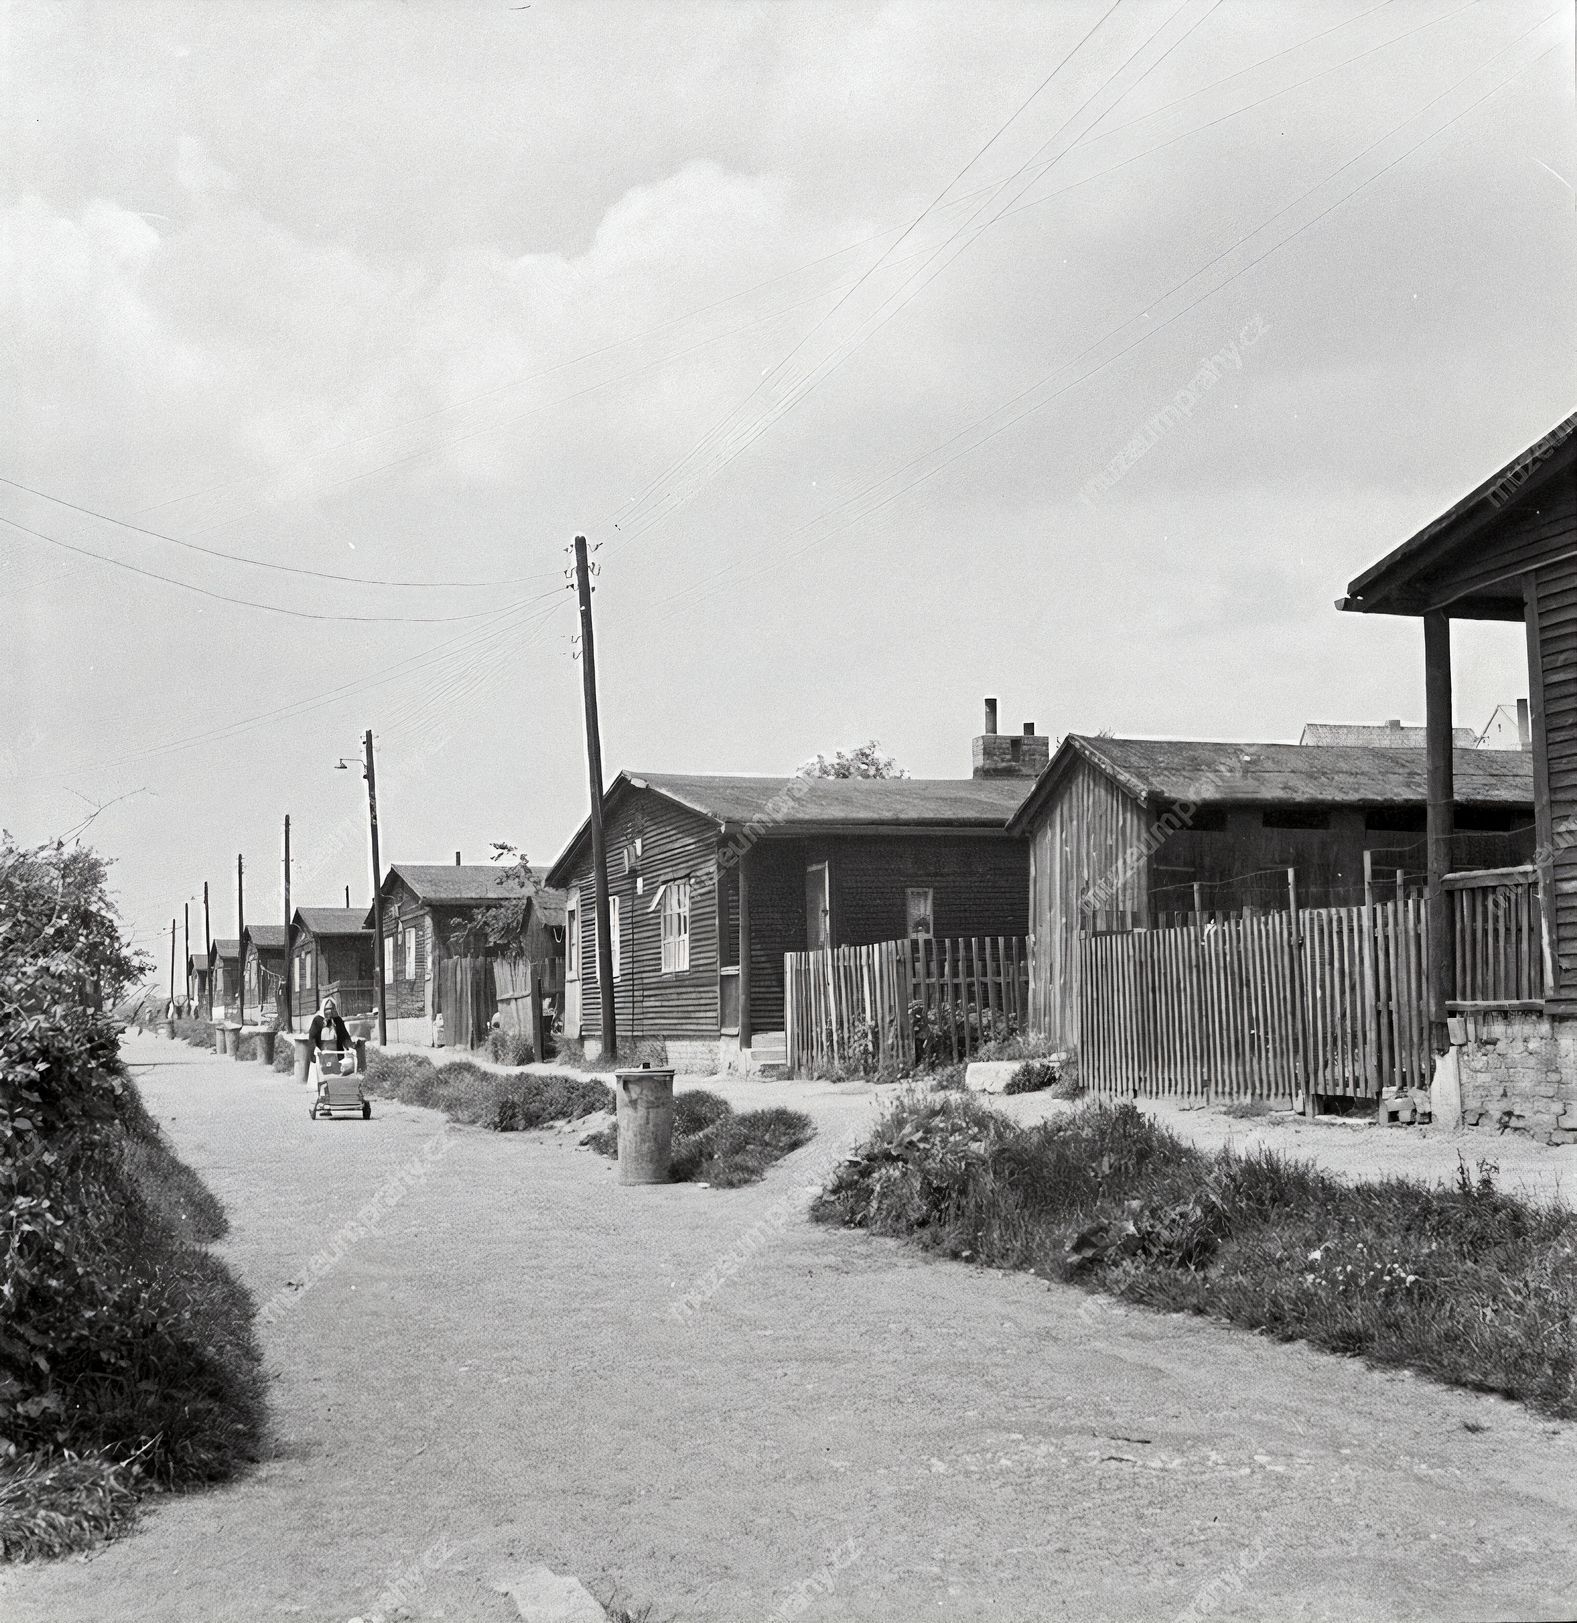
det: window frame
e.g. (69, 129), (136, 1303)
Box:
(661, 879), (691, 973)
(906, 886), (935, 939)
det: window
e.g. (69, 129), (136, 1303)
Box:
(609, 895), (621, 981)
(566, 890), (580, 977)
(906, 888), (934, 939)
(662, 880), (691, 972)
(404, 926), (417, 981)
(383, 937), (395, 985)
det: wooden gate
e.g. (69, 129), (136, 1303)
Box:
(438, 954), (495, 1049)
(1078, 895), (1431, 1104)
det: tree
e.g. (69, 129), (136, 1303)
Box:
(454, 842), (539, 955)
(798, 740), (908, 779)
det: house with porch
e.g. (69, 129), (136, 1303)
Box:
(1007, 733), (1534, 1049)
(208, 938), (239, 1018)
(363, 862), (564, 1046)
(289, 907), (375, 1025)
(544, 706), (1040, 1072)
(1339, 408), (1577, 1141)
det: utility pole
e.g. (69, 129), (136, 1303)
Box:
(236, 854), (245, 1024)
(183, 901), (190, 1010)
(574, 535), (617, 1059)
(283, 814), (293, 1031)
(365, 729), (387, 1045)
(168, 918), (176, 1009)
(203, 881), (213, 1020)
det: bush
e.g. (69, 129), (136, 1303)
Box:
(585, 1090), (815, 1188)
(362, 1049), (611, 1130)
(1002, 1058), (1083, 1099)
(172, 1015), (214, 1048)
(815, 1095), (1577, 1418)
(487, 1028), (536, 1067)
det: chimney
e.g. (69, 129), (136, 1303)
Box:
(1386, 718), (1402, 729)
(972, 700), (1050, 779)
(455, 851), (462, 865)
(1517, 698), (1531, 751)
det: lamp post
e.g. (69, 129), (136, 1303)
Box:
(338, 730), (386, 1044)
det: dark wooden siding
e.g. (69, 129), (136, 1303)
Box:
(1537, 559), (1577, 994)
(566, 789), (721, 1044)
(1424, 470), (1577, 608)
(745, 841), (807, 1035)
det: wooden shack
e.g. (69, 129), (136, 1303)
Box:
(208, 938), (239, 1018)
(239, 924), (288, 1025)
(289, 907), (375, 1024)
(1007, 734), (1534, 1046)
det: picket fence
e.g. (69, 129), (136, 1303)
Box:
(785, 935), (1028, 1075)
(1078, 895), (1432, 1103)
(1446, 864), (1544, 1007)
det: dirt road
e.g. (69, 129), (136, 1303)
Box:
(11, 1037), (1577, 1622)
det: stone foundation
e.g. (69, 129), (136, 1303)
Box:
(1456, 1011), (1577, 1144)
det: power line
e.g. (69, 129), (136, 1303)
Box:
(0, 512), (513, 623)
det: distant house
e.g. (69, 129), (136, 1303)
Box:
(363, 862), (565, 1045)
(208, 938), (239, 1017)
(1006, 734), (1535, 1046)
(239, 924), (288, 1024)
(289, 907), (375, 1024)
(1299, 719), (1476, 748)
(544, 706), (1041, 1072)
(1340, 408), (1577, 1138)
(187, 950), (210, 1013)
(1477, 701), (1532, 752)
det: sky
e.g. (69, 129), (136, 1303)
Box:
(2, 0), (1573, 970)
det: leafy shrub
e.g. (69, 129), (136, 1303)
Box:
(929, 1064), (967, 1092)
(363, 1049), (610, 1130)
(172, 1015), (214, 1048)
(1002, 1057), (1084, 1099)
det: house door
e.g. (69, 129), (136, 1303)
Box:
(564, 888), (582, 1037)
(806, 862), (831, 950)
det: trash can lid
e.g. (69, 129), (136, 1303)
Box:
(615, 1066), (675, 1083)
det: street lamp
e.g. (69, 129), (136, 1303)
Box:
(336, 731), (386, 1045)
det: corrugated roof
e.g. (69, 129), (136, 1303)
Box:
(1299, 722), (1477, 748)
(631, 771), (1031, 826)
(292, 907), (371, 937)
(1071, 736), (1533, 808)
(385, 863), (533, 905)
(242, 924), (288, 950)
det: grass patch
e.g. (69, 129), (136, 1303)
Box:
(362, 1049), (612, 1131)
(1221, 1097), (1274, 1119)
(0, 1451), (144, 1562)
(172, 1014), (214, 1048)
(814, 1092), (1577, 1418)
(585, 1089), (815, 1187)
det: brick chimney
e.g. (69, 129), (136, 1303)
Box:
(972, 701), (1050, 778)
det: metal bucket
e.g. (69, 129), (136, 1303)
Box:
(615, 1066), (674, 1185)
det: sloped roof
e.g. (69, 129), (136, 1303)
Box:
(292, 907), (371, 938)
(546, 770), (1031, 889)
(1299, 722), (1476, 748)
(1008, 735), (1534, 833)
(383, 863), (532, 905)
(241, 924), (288, 951)
(187, 951), (209, 971)
(210, 938), (239, 962)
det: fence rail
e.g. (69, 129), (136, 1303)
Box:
(1445, 865), (1544, 1008)
(785, 935), (1028, 1076)
(1079, 896), (1432, 1103)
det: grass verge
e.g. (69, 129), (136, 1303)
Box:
(583, 1089), (815, 1188)
(363, 1050), (613, 1130)
(813, 1092), (1577, 1417)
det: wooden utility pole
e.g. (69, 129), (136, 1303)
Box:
(1424, 610), (1456, 1051)
(283, 814), (293, 1031)
(365, 729), (387, 1045)
(203, 881), (212, 1020)
(236, 854), (245, 1023)
(183, 902), (190, 1009)
(168, 917), (176, 1008)
(573, 534), (617, 1058)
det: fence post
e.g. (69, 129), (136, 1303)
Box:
(1363, 851), (1382, 1119)
(1288, 867), (1314, 1118)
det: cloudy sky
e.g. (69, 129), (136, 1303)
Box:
(2, 0), (1573, 964)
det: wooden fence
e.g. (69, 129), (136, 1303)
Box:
(1079, 894), (1431, 1103)
(1445, 865), (1545, 1008)
(438, 954), (496, 1049)
(785, 935), (1029, 1075)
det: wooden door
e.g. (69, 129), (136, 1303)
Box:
(564, 888), (582, 1037)
(806, 862), (831, 951)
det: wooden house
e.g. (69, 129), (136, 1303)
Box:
(289, 907), (375, 1024)
(208, 938), (239, 1017)
(545, 713), (1038, 1073)
(186, 951), (210, 1014)
(1007, 734), (1534, 1046)
(363, 862), (565, 1045)
(239, 924), (288, 1025)
(1340, 409), (1577, 1140)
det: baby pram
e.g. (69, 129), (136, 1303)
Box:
(309, 1047), (371, 1120)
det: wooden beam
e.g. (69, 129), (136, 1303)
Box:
(1424, 610), (1456, 1048)
(737, 851), (752, 1050)
(1524, 573), (1558, 999)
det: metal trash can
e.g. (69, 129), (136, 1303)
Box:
(255, 1029), (276, 1065)
(213, 1024), (225, 1056)
(291, 1032), (314, 1085)
(615, 1065), (674, 1185)
(223, 1022), (243, 1059)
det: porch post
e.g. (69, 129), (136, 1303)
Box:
(1524, 574), (1557, 997)
(1424, 609), (1455, 1048)
(738, 851), (752, 1051)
